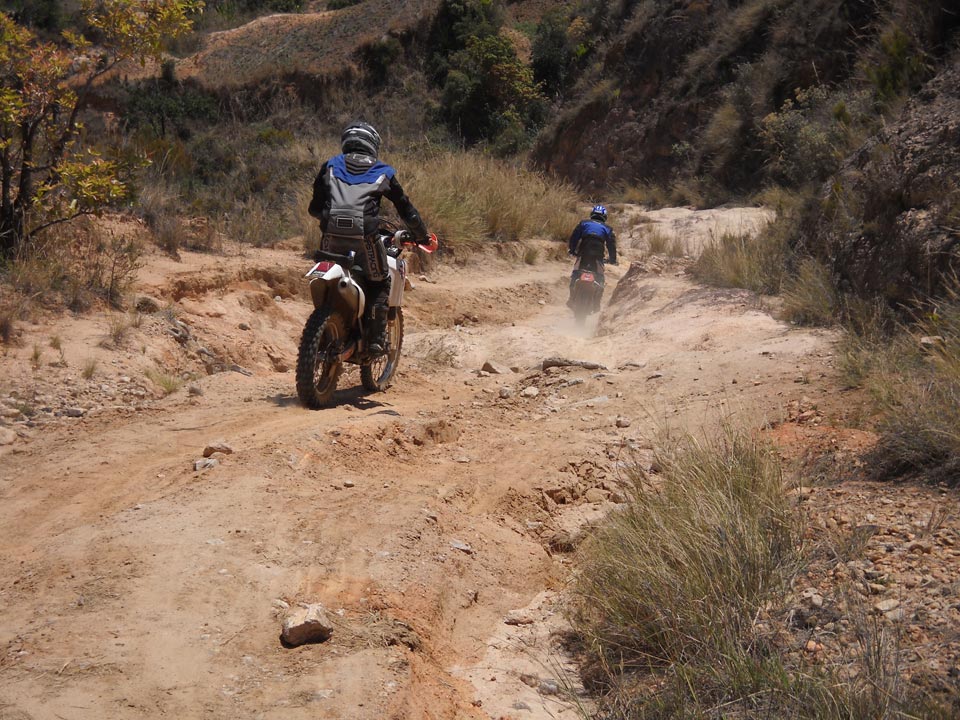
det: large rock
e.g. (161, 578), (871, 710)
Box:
(281, 603), (335, 646)
(0, 427), (17, 446)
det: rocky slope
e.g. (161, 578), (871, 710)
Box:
(805, 51), (960, 304)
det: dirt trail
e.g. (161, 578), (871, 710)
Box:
(0, 207), (836, 719)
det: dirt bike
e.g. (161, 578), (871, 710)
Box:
(295, 223), (439, 408)
(569, 256), (606, 324)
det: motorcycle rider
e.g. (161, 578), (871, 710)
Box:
(308, 121), (429, 355)
(568, 204), (617, 307)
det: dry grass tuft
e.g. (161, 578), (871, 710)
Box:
(845, 288), (960, 484)
(573, 426), (800, 674)
(398, 151), (579, 254)
(81, 358), (98, 380)
(102, 314), (132, 349)
(144, 367), (183, 396)
(780, 257), (838, 326)
(690, 227), (788, 294)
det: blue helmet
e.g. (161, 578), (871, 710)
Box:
(590, 204), (608, 222)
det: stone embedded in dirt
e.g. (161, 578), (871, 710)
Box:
(548, 530), (579, 553)
(342, 479), (355, 488)
(615, 415), (631, 428)
(874, 598), (900, 614)
(498, 387), (514, 399)
(0, 427), (17, 446)
(541, 357), (607, 371)
(539, 679), (560, 696)
(238, 322), (251, 331)
(64, 407), (85, 418)
(0, 407), (21, 419)
(481, 360), (511, 375)
(193, 458), (219, 471)
(188, 385), (203, 396)
(520, 386), (539, 398)
(504, 610), (535, 625)
(455, 456), (471, 463)
(450, 539), (474, 554)
(584, 488), (609, 503)
(281, 603), (334, 646)
(646, 373), (663, 380)
(134, 295), (162, 313)
(519, 673), (539, 688)
(203, 441), (234, 458)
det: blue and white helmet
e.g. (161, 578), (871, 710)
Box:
(341, 121), (381, 158)
(590, 204), (608, 222)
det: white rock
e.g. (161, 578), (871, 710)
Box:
(520, 386), (539, 398)
(194, 458), (219, 471)
(450, 540), (474, 554)
(281, 603), (334, 646)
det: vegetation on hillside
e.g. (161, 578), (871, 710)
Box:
(0, 0), (201, 258)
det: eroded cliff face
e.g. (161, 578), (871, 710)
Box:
(807, 54), (960, 305)
(531, 0), (878, 192)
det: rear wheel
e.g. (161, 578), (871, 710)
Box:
(361, 308), (404, 392)
(571, 285), (590, 325)
(296, 308), (346, 409)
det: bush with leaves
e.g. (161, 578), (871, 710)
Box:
(0, 1), (201, 258)
(441, 33), (546, 147)
(531, 10), (575, 97)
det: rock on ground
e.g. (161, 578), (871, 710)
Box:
(281, 603), (335, 646)
(203, 441), (234, 458)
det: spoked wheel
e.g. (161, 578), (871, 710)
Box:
(361, 308), (404, 392)
(296, 308), (346, 408)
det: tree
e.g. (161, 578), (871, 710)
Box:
(532, 11), (574, 98)
(0, 0), (202, 257)
(441, 33), (546, 146)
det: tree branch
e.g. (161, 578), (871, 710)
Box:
(26, 210), (92, 238)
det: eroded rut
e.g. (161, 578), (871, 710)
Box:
(0, 208), (835, 719)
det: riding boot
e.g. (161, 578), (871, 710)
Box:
(367, 303), (389, 356)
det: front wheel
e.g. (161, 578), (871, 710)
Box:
(361, 308), (404, 392)
(296, 308), (346, 409)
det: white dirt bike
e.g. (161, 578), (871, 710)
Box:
(295, 223), (438, 409)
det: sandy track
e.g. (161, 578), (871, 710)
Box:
(0, 210), (836, 719)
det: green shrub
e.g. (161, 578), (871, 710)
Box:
(440, 33), (547, 145)
(532, 10), (575, 97)
(866, 27), (928, 104)
(759, 88), (846, 187)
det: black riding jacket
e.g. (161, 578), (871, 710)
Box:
(308, 152), (427, 241)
